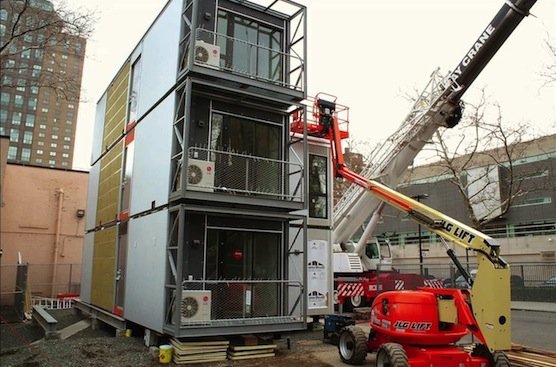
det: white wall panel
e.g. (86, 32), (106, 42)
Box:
(136, 0), (180, 119)
(85, 163), (100, 231)
(129, 94), (173, 215)
(124, 210), (168, 332)
(91, 93), (106, 164)
(80, 232), (95, 303)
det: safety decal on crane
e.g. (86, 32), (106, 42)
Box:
(337, 283), (364, 298)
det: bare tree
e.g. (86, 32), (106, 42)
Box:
(425, 89), (549, 230)
(0, 0), (94, 100)
(540, 35), (556, 87)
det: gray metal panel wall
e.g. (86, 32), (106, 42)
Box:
(129, 95), (174, 215)
(135, 0), (180, 119)
(91, 93), (107, 165)
(80, 232), (95, 304)
(124, 209), (168, 332)
(128, 0), (180, 216)
(85, 163), (100, 231)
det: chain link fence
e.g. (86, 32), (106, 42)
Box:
(382, 262), (556, 302)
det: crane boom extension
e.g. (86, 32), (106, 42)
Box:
(333, 0), (537, 254)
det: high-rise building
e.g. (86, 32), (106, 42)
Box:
(0, 0), (86, 168)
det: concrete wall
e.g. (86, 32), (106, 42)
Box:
(0, 164), (88, 296)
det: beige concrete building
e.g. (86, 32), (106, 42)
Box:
(0, 161), (88, 298)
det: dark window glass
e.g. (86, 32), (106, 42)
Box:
(309, 154), (328, 218)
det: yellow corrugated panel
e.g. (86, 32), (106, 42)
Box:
(92, 62), (130, 311)
(91, 227), (118, 309)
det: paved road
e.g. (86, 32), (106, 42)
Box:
(511, 309), (556, 351)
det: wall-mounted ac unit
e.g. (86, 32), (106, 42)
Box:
(194, 41), (220, 68)
(181, 290), (211, 323)
(187, 159), (215, 192)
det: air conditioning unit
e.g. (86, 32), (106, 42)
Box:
(181, 290), (212, 323)
(187, 159), (215, 192)
(194, 41), (220, 68)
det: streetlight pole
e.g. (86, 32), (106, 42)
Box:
(412, 194), (428, 275)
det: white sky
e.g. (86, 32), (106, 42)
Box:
(70, 0), (556, 170)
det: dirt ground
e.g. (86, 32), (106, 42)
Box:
(0, 310), (349, 367)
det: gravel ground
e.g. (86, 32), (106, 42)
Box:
(0, 310), (339, 367)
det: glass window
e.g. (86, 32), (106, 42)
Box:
(8, 146), (17, 160)
(28, 98), (37, 110)
(63, 144), (69, 150)
(64, 136), (71, 141)
(21, 49), (31, 59)
(1, 92), (10, 105)
(308, 154), (328, 219)
(21, 148), (31, 161)
(12, 112), (22, 125)
(217, 10), (283, 82)
(41, 108), (49, 113)
(62, 153), (69, 158)
(23, 131), (33, 144)
(30, 86), (39, 94)
(48, 159), (55, 165)
(61, 161), (68, 167)
(51, 134), (58, 140)
(36, 149), (43, 155)
(0, 110), (7, 123)
(50, 151), (56, 156)
(0, 24), (5, 37)
(37, 141), (44, 146)
(39, 124), (46, 129)
(38, 132), (45, 138)
(25, 114), (35, 127)
(50, 142), (57, 148)
(0, 9), (8, 20)
(35, 49), (43, 60)
(10, 129), (19, 142)
(14, 95), (23, 107)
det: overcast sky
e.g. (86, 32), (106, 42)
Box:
(70, 0), (555, 170)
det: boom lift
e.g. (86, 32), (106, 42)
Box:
(291, 0), (538, 365)
(323, 0), (538, 311)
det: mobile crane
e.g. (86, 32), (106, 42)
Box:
(328, 0), (537, 312)
(291, 0), (538, 365)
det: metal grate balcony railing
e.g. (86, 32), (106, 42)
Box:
(194, 28), (304, 91)
(185, 147), (303, 202)
(175, 279), (304, 329)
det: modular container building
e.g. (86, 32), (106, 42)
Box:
(81, 0), (334, 338)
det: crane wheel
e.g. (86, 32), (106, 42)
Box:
(338, 325), (367, 365)
(376, 343), (409, 367)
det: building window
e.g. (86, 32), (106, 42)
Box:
(50, 142), (57, 148)
(32, 65), (41, 78)
(1, 92), (10, 105)
(21, 49), (31, 59)
(35, 158), (43, 163)
(65, 120), (72, 125)
(49, 151), (56, 156)
(511, 197), (552, 208)
(30, 86), (39, 94)
(64, 136), (71, 142)
(38, 132), (45, 138)
(21, 148), (31, 161)
(39, 124), (46, 129)
(0, 9), (8, 21)
(308, 154), (328, 219)
(7, 146), (17, 160)
(41, 108), (49, 113)
(48, 159), (55, 165)
(35, 49), (43, 60)
(28, 98), (37, 111)
(68, 103), (75, 109)
(14, 95), (23, 107)
(36, 149), (43, 155)
(0, 24), (5, 37)
(25, 114), (35, 127)
(51, 134), (58, 140)
(37, 141), (44, 146)
(12, 112), (22, 125)
(216, 9), (283, 82)
(10, 129), (19, 142)
(0, 110), (7, 123)
(61, 161), (69, 167)
(63, 144), (70, 150)
(62, 153), (69, 158)
(23, 131), (33, 144)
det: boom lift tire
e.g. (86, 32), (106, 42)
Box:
(492, 352), (510, 367)
(376, 343), (409, 367)
(338, 325), (368, 365)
